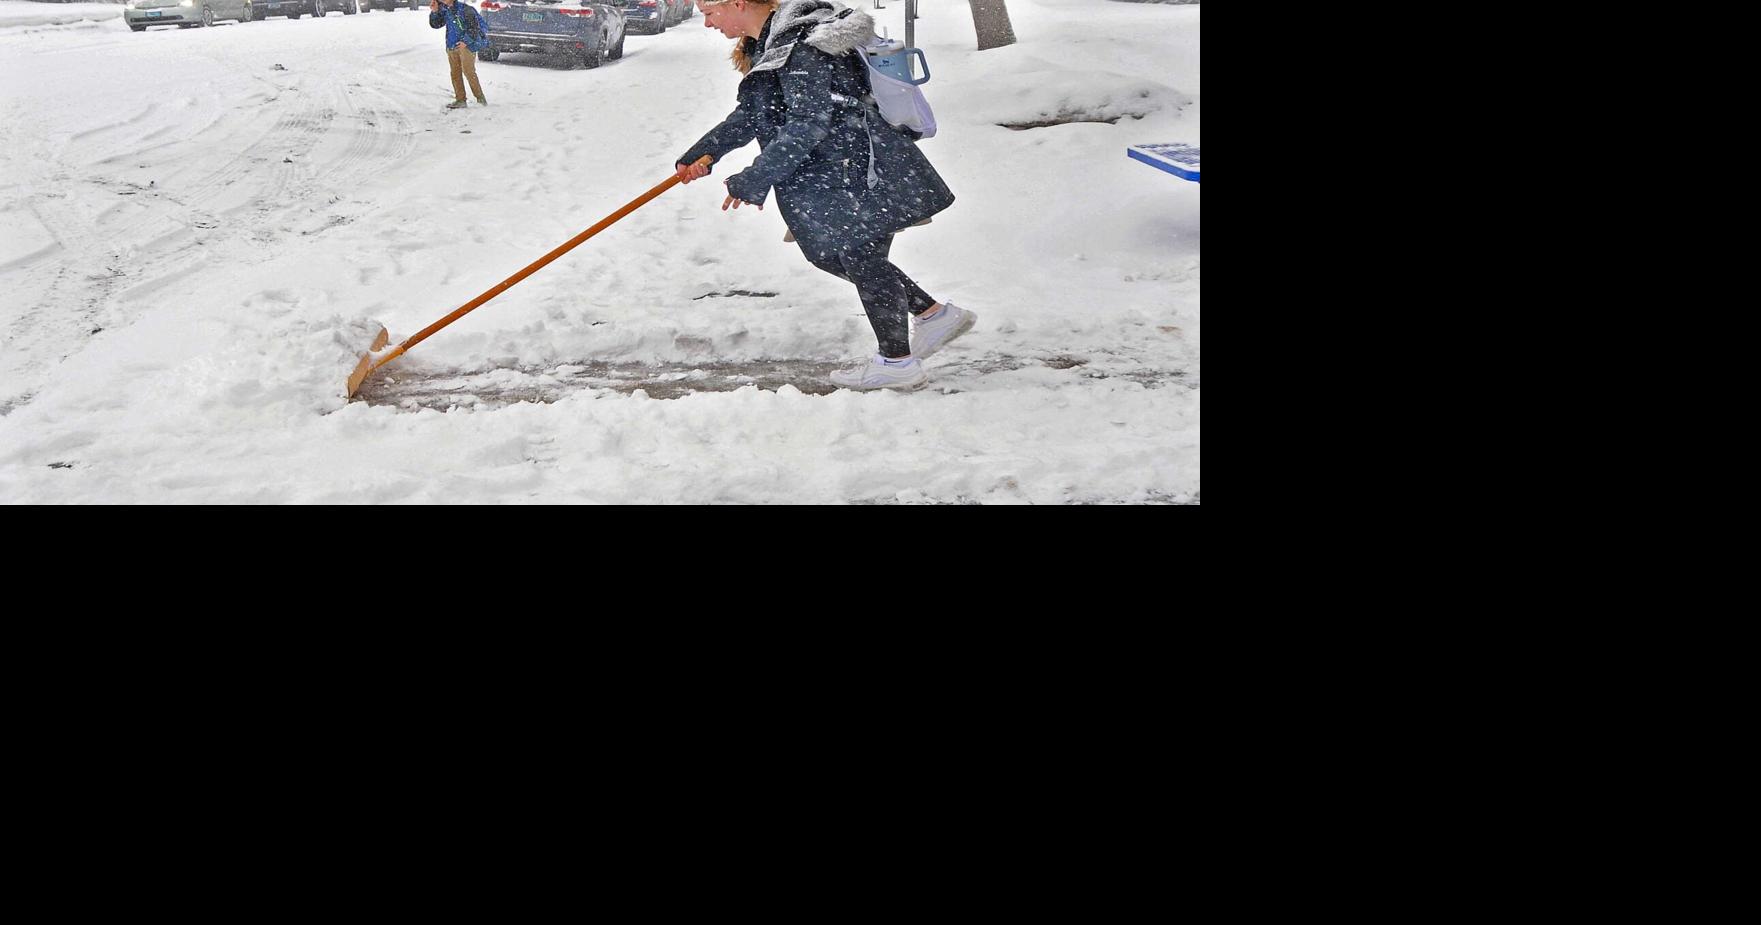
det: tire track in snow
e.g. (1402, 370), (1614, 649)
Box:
(69, 103), (161, 143)
(187, 104), (336, 218)
(281, 82), (418, 237)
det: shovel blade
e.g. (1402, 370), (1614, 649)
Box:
(346, 326), (390, 398)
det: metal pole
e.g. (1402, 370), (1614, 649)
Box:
(905, 0), (915, 50)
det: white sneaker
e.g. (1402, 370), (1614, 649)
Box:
(910, 303), (976, 359)
(829, 354), (928, 391)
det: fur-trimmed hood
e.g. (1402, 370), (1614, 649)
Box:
(766, 0), (875, 56)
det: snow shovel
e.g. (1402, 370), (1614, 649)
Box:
(347, 155), (715, 398)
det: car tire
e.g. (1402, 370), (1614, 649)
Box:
(581, 36), (603, 69)
(311, 0), (324, 16)
(608, 32), (624, 60)
(199, 6), (214, 25)
(478, 49), (499, 62)
(344, 0), (356, 12)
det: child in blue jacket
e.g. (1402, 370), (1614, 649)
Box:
(430, 0), (491, 108)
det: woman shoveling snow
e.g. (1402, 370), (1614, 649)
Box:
(674, 0), (974, 391)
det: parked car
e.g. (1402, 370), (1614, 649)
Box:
(252, 0), (310, 17)
(358, 0), (422, 10)
(477, 1), (626, 69)
(307, 0), (360, 15)
(125, 0), (251, 30)
(620, 0), (665, 34)
(665, 0), (692, 26)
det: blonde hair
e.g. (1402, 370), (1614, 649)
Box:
(703, 0), (782, 74)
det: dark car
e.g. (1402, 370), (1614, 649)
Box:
(620, 0), (667, 34)
(646, 0), (689, 27)
(252, 0), (307, 16)
(252, 0), (354, 16)
(478, 1), (626, 68)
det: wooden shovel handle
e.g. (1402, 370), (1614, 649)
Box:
(370, 155), (715, 375)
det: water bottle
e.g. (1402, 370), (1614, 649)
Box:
(864, 38), (931, 86)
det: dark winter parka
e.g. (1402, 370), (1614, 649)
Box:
(678, 1), (954, 257)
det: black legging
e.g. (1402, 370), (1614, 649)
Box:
(799, 235), (937, 359)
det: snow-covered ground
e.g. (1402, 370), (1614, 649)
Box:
(0, 0), (1199, 503)
(0, 1), (121, 29)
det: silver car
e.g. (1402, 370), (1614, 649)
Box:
(125, 0), (252, 30)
